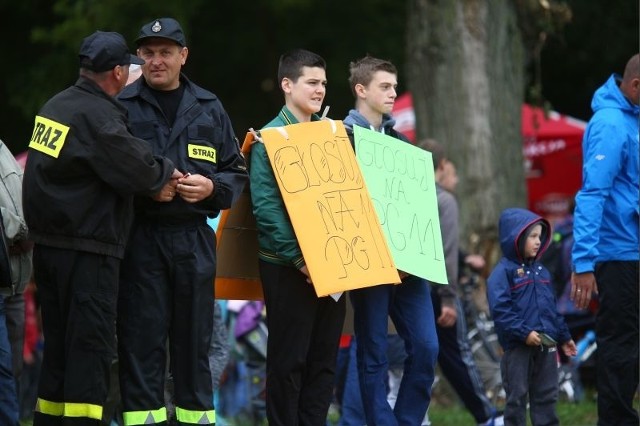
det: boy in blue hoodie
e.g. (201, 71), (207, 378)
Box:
(487, 208), (576, 426)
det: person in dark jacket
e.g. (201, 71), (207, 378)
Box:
(116, 18), (247, 426)
(343, 55), (438, 426)
(487, 208), (576, 426)
(250, 48), (345, 426)
(23, 31), (177, 426)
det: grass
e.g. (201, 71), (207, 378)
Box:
(422, 363), (601, 426)
(428, 397), (598, 426)
(19, 385), (637, 426)
(12, 397), (609, 426)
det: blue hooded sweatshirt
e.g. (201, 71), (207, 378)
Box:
(342, 109), (409, 143)
(571, 74), (640, 273)
(487, 208), (572, 350)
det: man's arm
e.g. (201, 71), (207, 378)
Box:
(571, 118), (623, 307)
(435, 188), (459, 327)
(199, 111), (248, 210)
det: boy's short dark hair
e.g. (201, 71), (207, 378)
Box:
(419, 138), (447, 170)
(348, 55), (398, 98)
(277, 49), (326, 86)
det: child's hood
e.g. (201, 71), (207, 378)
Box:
(498, 208), (551, 263)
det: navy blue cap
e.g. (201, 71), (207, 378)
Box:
(79, 31), (144, 72)
(136, 18), (186, 47)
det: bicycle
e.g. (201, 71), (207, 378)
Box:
(459, 270), (505, 405)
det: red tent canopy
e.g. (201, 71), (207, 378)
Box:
(392, 93), (586, 220)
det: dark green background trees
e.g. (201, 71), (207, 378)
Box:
(0, 0), (411, 153)
(2, 0), (635, 155)
(0, 0), (636, 245)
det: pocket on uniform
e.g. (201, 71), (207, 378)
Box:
(73, 291), (117, 352)
(130, 121), (157, 141)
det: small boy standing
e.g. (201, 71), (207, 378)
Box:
(249, 48), (346, 426)
(487, 208), (577, 426)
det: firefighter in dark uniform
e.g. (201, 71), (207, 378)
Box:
(23, 31), (178, 426)
(116, 18), (247, 426)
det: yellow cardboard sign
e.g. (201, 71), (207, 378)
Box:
(260, 120), (400, 296)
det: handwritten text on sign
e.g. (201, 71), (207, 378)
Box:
(355, 126), (447, 284)
(260, 121), (400, 296)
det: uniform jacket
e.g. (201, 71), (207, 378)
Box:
(23, 77), (175, 259)
(249, 106), (313, 269)
(487, 208), (572, 350)
(0, 140), (31, 295)
(119, 75), (247, 219)
(572, 74), (640, 273)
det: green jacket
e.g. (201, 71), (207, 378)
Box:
(249, 106), (320, 268)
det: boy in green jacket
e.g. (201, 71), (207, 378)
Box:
(249, 48), (346, 426)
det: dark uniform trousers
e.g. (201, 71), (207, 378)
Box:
(117, 217), (216, 426)
(259, 260), (346, 426)
(33, 245), (119, 426)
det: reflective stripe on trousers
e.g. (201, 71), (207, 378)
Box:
(35, 397), (103, 421)
(122, 407), (167, 425)
(122, 406), (215, 425)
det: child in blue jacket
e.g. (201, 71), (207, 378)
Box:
(487, 208), (576, 426)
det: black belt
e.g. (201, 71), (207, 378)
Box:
(137, 214), (207, 227)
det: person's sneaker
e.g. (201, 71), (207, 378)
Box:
(493, 414), (504, 426)
(478, 411), (504, 426)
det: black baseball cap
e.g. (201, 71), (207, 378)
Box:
(135, 18), (187, 47)
(79, 31), (144, 72)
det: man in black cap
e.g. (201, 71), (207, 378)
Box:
(23, 30), (180, 426)
(116, 18), (247, 426)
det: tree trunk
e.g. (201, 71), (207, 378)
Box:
(406, 0), (527, 261)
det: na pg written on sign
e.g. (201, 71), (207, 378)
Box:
(354, 126), (447, 284)
(259, 120), (400, 297)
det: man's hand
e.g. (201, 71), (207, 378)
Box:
(562, 340), (577, 357)
(437, 305), (457, 328)
(571, 272), (598, 310)
(299, 265), (312, 285)
(152, 169), (183, 202)
(465, 254), (486, 271)
(176, 174), (214, 203)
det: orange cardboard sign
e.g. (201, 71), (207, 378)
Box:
(214, 135), (263, 300)
(260, 120), (400, 296)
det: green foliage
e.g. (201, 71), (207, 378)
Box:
(514, 0), (572, 50)
(1, 0), (408, 153)
(539, 0), (639, 119)
(0, 0), (635, 155)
